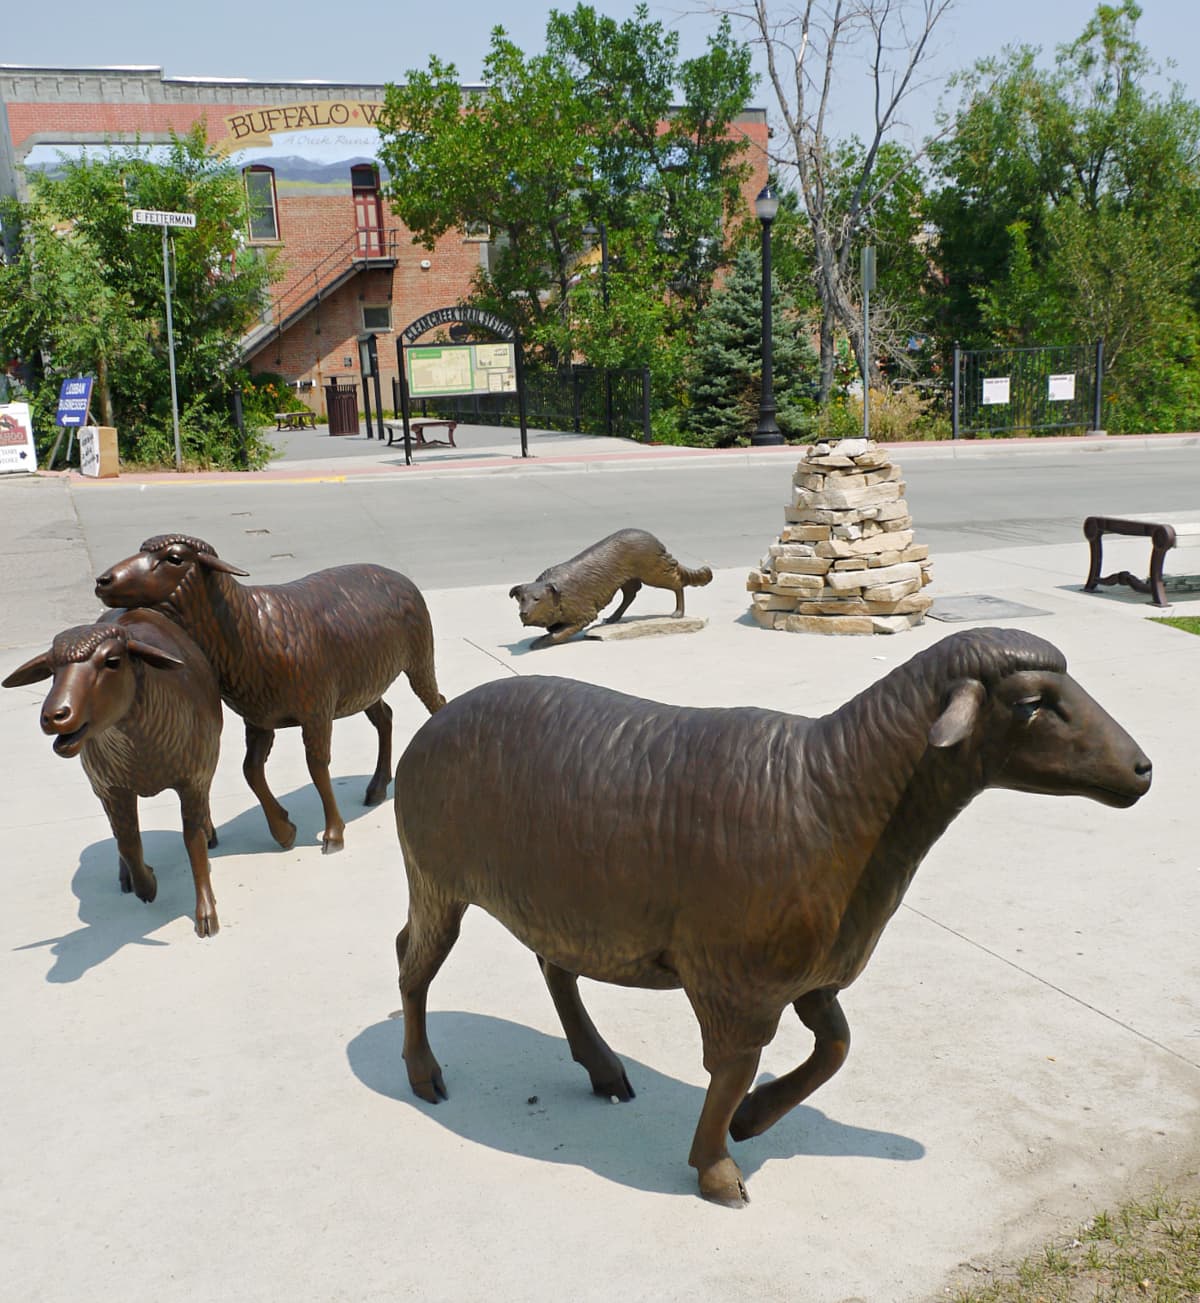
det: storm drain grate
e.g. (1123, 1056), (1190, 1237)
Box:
(928, 594), (1052, 622)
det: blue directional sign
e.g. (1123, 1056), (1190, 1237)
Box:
(55, 376), (93, 427)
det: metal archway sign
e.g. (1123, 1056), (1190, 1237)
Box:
(395, 306), (527, 461)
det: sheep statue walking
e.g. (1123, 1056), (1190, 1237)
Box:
(96, 534), (445, 854)
(509, 528), (713, 648)
(3, 609), (224, 937)
(392, 627), (1152, 1206)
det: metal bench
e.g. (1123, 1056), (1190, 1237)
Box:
(385, 420), (458, 449)
(274, 410), (317, 431)
(1083, 513), (1200, 606)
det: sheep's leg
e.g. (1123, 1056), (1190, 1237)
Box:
(538, 957), (635, 1101)
(689, 1042), (762, 1208)
(728, 988), (850, 1142)
(300, 718), (345, 854)
(363, 699), (393, 806)
(99, 790), (157, 904)
(670, 585), (686, 617)
(405, 656), (446, 715)
(396, 892), (466, 1104)
(179, 787), (218, 939)
(605, 580), (642, 623)
(243, 724), (296, 850)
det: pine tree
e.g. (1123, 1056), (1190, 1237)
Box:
(685, 243), (818, 446)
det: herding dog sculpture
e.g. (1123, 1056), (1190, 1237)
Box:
(392, 628), (1151, 1206)
(509, 528), (713, 648)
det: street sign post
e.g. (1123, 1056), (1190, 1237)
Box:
(132, 209), (195, 469)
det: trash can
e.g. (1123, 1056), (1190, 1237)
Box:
(324, 383), (359, 436)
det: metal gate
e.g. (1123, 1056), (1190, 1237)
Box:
(952, 341), (1104, 438)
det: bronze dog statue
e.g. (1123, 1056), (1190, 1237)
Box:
(509, 528), (713, 648)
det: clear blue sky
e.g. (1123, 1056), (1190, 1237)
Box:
(5, 0), (1198, 146)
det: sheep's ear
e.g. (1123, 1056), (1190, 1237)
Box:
(2, 651), (54, 688)
(195, 552), (250, 577)
(546, 582), (559, 599)
(125, 639), (186, 672)
(508, 585), (523, 599)
(929, 680), (986, 748)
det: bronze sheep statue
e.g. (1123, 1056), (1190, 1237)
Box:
(95, 534), (445, 855)
(3, 609), (224, 937)
(509, 528), (712, 648)
(392, 627), (1152, 1206)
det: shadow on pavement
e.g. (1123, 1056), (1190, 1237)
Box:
(346, 1012), (924, 1198)
(13, 776), (381, 982)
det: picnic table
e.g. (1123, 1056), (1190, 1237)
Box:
(275, 410), (318, 431)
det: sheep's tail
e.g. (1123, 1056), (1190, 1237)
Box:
(678, 563), (714, 588)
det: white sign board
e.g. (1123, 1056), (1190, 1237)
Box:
(0, 402), (37, 474)
(79, 426), (102, 477)
(1047, 372), (1076, 402)
(982, 377), (1011, 405)
(132, 208), (197, 229)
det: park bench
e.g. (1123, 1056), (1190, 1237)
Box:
(385, 420), (458, 449)
(1083, 513), (1200, 607)
(275, 410), (317, 431)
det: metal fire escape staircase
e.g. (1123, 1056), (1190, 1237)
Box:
(238, 229), (399, 363)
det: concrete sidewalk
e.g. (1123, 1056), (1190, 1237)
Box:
(1, 458), (1198, 1302)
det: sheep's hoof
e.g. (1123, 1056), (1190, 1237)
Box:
(206, 827), (219, 849)
(271, 819), (297, 851)
(195, 911), (220, 939)
(697, 1158), (749, 1208)
(364, 779), (389, 806)
(591, 1070), (636, 1102)
(409, 1070), (448, 1105)
(321, 833), (345, 855)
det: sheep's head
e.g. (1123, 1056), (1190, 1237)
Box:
(2, 624), (185, 758)
(928, 662), (1152, 809)
(95, 534), (248, 608)
(509, 581), (561, 627)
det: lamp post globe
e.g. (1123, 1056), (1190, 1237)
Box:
(751, 183), (784, 446)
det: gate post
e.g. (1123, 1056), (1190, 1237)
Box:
(951, 341), (961, 440)
(1088, 338), (1106, 436)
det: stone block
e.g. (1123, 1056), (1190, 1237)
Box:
(872, 613), (925, 634)
(900, 543), (930, 562)
(746, 569), (771, 592)
(816, 529), (913, 559)
(864, 593), (933, 616)
(794, 480), (902, 511)
(795, 598), (870, 615)
(780, 614), (875, 635)
(864, 465), (902, 485)
(769, 542), (818, 559)
(862, 577), (922, 602)
(751, 606), (783, 630)
(774, 556), (833, 575)
(781, 523), (832, 543)
(591, 615), (708, 641)
(826, 561), (921, 592)
(865, 551), (904, 568)
(833, 557), (870, 571)
(768, 573), (824, 595)
(881, 513), (914, 533)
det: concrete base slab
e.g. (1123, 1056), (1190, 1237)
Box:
(588, 614), (707, 640)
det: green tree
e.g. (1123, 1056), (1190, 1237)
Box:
(375, 4), (755, 369)
(0, 125), (274, 466)
(929, 2), (1200, 430)
(684, 242), (819, 446)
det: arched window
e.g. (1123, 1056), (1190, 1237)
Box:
(244, 165), (279, 243)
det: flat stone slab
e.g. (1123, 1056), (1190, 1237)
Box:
(928, 593), (1052, 622)
(589, 615), (708, 640)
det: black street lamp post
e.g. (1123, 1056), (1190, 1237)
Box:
(752, 183), (784, 445)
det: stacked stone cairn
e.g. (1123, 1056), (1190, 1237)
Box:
(747, 438), (933, 635)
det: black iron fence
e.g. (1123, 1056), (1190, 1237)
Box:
(952, 341), (1104, 438)
(395, 365), (652, 442)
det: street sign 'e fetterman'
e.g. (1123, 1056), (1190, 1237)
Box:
(132, 209), (197, 228)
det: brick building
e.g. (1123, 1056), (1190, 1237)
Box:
(0, 65), (769, 417)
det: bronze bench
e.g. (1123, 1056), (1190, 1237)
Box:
(1083, 514), (1200, 607)
(274, 410), (317, 431)
(385, 420), (458, 449)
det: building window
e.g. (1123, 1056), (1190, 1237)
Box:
(244, 166), (279, 243)
(362, 304), (392, 332)
(463, 220), (490, 242)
